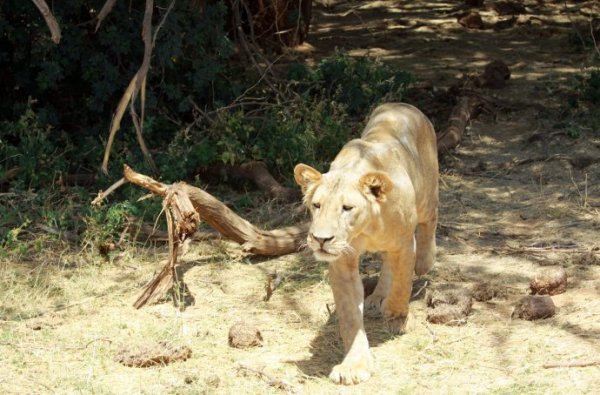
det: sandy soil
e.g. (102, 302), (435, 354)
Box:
(1, 1), (599, 394)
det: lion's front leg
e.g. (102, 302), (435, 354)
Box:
(381, 236), (416, 334)
(328, 259), (373, 385)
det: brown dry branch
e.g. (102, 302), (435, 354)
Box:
(133, 183), (200, 308)
(437, 95), (482, 152)
(91, 177), (127, 206)
(543, 360), (600, 369)
(102, 0), (173, 175)
(113, 165), (306, 307)
(237, 363), (300, 393)
(136, 222), (220, 242)
(122, 165), (308, 255)
(94, 0), (118, 32)
(31, 0), (61, 44)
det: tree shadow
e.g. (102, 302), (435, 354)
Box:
(292, 278), (429, 378)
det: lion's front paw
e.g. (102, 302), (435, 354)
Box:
(329, 355), (373, 385)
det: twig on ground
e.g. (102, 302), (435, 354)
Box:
(238, 363), (300, 393)
(412, 280), (429, 299)
(543, 360), (600, 369)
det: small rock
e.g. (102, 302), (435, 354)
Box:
(512, 295), (556, 320)
(228, 321), (263, 348)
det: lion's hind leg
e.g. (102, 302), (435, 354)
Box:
(364, 261), (391, 311)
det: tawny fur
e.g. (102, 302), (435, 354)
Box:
(294, 103), (439, 385)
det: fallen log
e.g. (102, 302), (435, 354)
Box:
(437, 60), (510, 153)
(97, 165), (308, 308)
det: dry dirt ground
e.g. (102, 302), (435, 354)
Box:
(2, 1), (600, 394)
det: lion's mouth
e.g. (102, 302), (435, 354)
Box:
(312, 247), (338, 261)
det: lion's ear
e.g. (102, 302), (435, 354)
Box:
(359, 171), (392, 202)
(294, 164), (322, 192)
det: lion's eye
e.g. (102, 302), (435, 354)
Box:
(342, 205), (354, 212)
(312, 203), (321, 210)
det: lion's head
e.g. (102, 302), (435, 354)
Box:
(294, 163), (393, 262)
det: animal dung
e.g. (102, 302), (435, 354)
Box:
(512, 295), (556, 320)
(115, 341), (192, 368)
(530, 267), (567, 296)
(472, 282), (505, 302)
(426, 286), (473, 326)
(228, 321), (263, 348)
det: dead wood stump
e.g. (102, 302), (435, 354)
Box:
(512, 295), (556, 320)
(426, 286), (473, 325)
(530, 267), (567, 296)
(228, 321), (263, 348)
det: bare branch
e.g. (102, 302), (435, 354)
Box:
(31, 0), (61, 44)
(102, 0), (157, 174)
(94, 0), (118, 32)
(91, 177), (128, 206)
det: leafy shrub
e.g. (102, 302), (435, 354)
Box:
(0, 102), (70, 189)
(0, 3), (413, 251)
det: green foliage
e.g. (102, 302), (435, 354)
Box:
(82, 201), (139, 247)
(0, 102), (70, 189)
(0, 3), (413, 251)
(310, 51), (414, 116)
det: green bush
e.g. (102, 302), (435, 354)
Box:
(0, 102), (70, 189)
(0, 2), (413, 250)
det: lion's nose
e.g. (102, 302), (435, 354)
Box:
(311, 234), (334, 247)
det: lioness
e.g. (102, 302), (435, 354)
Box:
(294, 103), (438, 385)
